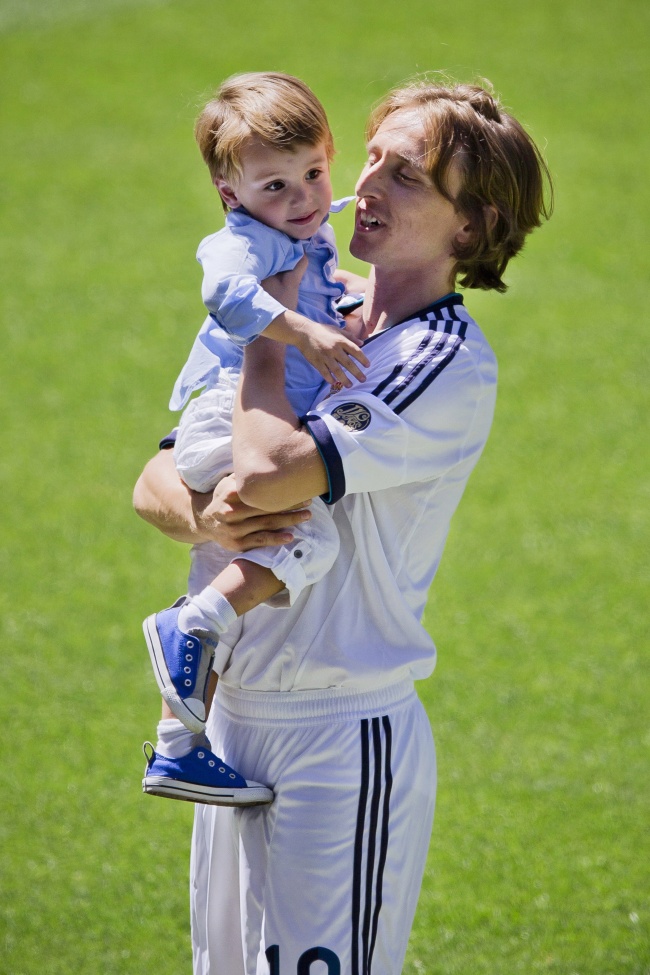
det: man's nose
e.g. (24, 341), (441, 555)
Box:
(355, 161), (382, 198)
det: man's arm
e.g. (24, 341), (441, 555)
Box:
(232, 335), (330, 511)
(231, 260), (332, 511)
(133, 448), (312, 549)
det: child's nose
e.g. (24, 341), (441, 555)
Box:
(291, 184), (309, 206)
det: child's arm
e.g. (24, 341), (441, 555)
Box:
(263, 311), (370, 388)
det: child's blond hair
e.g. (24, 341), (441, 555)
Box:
(196, 72), (335, 210)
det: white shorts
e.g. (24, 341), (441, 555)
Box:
(175, 381), (340, 605)
(190, 680), (436, 975)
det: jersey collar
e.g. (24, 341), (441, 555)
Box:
(363, 292), (464, 345)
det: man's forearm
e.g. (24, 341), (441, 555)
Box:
(133, 449), (208, 543)
(232, 336), (329, 510)
(134, 446), (314, 550)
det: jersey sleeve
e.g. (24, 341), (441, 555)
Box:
(197, 228), (297, 345)
(302, 327), (496, 503)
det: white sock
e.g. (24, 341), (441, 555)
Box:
(178, 587), (238, 637)
(155, 718), (208, 759)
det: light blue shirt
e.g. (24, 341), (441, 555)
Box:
(170, 200), (352, 416)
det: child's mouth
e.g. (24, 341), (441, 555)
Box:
(288, 210), (318, 225)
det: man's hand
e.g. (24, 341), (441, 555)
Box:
(192, 473), (313, 551)
(133, 450), (312, 547)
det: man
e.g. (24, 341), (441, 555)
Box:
(134, 79), (551, 974)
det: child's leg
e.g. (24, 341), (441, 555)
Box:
(150, 562), (278, 761)
(143, 380), (282, 804)
(142, 551), (322, 807)
(221, 496), (340, 607)
(144, 561), (282, 734)
(143, 669), (273, 807)
(149, 499), (338, 725)
(181, 559), (284, 630)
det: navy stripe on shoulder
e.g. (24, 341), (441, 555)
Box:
(302, 413), (346, 505)
(371, 334), (433, 399)
(422, 302), (468, 341)
(382, 334), (448, 407)
(368, 300), (468, 413)
(371, 329), (464, 417)
(393, 336), (462, 415)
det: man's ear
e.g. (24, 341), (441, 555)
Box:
(483, 204), (498, 234)
(454, 213), (474, 249)
(454, 204), (498, 248)
(214, 177), (240, 210)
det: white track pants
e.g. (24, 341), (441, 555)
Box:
(190, 680), (436, 975)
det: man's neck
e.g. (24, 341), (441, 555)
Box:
(362, 266), (456, 335)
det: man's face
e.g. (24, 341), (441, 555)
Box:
(215, 137), (333, 240)
(350, 110), (469, 280)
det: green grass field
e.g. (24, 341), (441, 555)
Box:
(1, 0), (648, 972)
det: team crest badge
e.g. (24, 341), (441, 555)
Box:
(331, 402), (371, 431)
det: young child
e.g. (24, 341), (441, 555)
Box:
(142, 73), (368, 806)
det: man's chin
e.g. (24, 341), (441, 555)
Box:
(349, 233), (374, 261)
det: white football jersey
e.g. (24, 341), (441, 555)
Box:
(205, 292), (497, 692)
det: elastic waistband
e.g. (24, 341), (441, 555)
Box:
(215, 678), (416, 723)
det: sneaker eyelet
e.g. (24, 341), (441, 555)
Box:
(184, 679), (192, 687)
(187, 640), (194, 648)
(208, 760), (215, 767)
(229, 773), (236, 779)
(185, 654), (193, 661)
(184, 667), (191, 674)
(219, 767), (225, 773)
(198, 751), (205, 759)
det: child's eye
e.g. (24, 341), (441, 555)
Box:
(265, 181), (285, 192)
(306, 169), (322, 181)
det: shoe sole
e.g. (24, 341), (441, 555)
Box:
(142, 775), (273, 807)
(143, 613), (207, 735)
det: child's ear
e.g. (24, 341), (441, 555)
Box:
(214, 177), (240, 210)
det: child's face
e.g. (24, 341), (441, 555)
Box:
(216, 138), (333, 239)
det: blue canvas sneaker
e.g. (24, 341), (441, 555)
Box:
(143, 596), (217, 734)
(142, 742), (274, 806)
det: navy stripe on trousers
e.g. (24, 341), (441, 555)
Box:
(352, 716), (393, 975)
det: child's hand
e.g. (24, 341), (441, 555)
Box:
(340, 311), (369, 343)
(296, 321), (370, 388)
